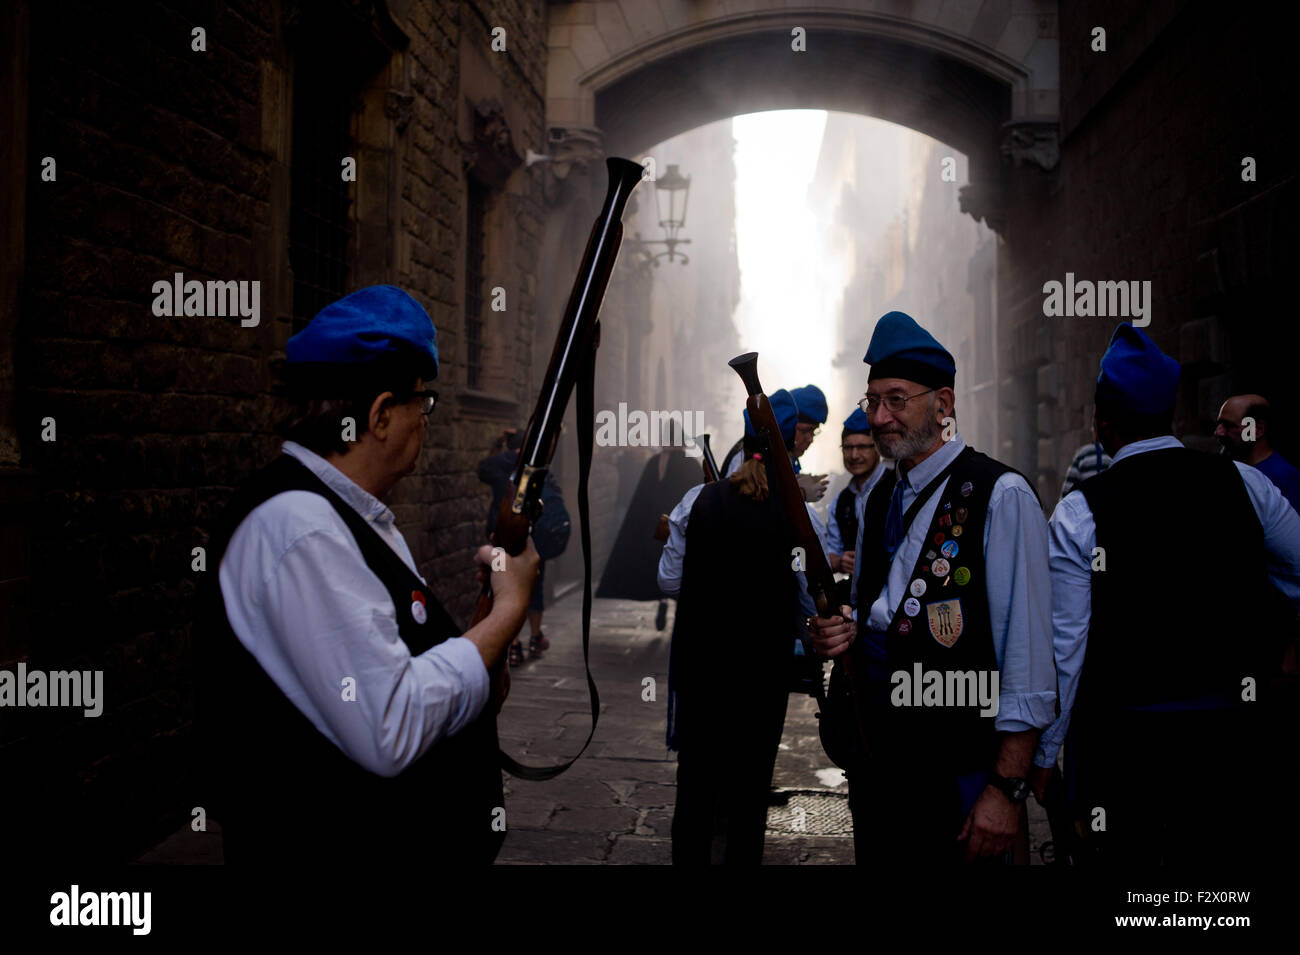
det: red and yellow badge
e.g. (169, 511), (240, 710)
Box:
(926, 598), (963, 647)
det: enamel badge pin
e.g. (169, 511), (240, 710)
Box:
(926, 599), (964, 647)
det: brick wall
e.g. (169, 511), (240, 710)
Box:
(7, 0), (548, 861)
(999, 1), (1298, 501)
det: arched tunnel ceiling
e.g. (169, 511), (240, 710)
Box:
(595, 29), (1011, 172)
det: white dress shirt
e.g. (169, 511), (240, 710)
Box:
(724, 450), (743, 478)
(1033, 435), (1300, 768)
(219, 440), (490, 778)
(851, 434), (1057, 734)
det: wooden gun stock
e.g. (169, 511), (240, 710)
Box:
(728, 351), (871, 763)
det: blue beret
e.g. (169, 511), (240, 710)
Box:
(744, 388), (798, 444)
(1096, 323), (1180, 416)
(863, 310), (955, 389)
(842, 407), (872, 435)
(287, 285), (439, 381)
(790, 384), (828, 424)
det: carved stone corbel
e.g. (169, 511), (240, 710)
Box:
(959, 181), (1007, 235)
(460, 98), (522, 188)
(533, 125), (606, 205)
(384, 89), (413, 132)
(1000, 121), (1059, 172)
(546, 125), (604, 173)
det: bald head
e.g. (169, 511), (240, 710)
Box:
(1215, 393), (1273, 463)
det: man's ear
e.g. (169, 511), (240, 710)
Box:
(368, 391), (396, 438)
(1094, 414), (1118, 457)
(936, 387), (955, 418)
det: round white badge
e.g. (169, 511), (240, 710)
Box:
(411, 600), (428, 624)
(909, 578), (927, 598)
(931, 558), (951, 578)
(904, 597), (921, 617)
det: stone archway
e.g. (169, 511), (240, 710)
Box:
(535, 1), (1062, 510)
(546, 1), (1060, 230)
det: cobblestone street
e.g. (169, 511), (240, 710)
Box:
(496, 592), (855, 864)
(496, 591), (1053, 866)
(137, 590), (1049, 866)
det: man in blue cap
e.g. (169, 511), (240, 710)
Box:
(662, 389), (830, 863)
(659, 390), (829, 595)
(826, 407), (888, 608)
(1030, 323), (1300, 866)
(720, 383), (826, 490)
(789, 384), (831, 502)
(197, 285), (539, 866)
(809, 310), (1056, 865)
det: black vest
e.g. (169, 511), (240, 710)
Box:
(833, 484), (859, 557)
(832, 483), (860, 606)
(853, 446), (1028, 774)
(1076, 447), (1271, 713)
(195, 454), (504, 865)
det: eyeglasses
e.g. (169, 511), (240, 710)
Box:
(859, 389), (935, 415)
(796, 424), (821, 437)
(414, 390), (439, 415)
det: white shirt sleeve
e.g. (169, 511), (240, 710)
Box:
(657, 483), (704, 596)
(1234, 461), (1300, 606)
(826, 501), (844, 556)
(220, 499), (490, 778)
(1034, 490), (1095, 767)
(982, 473), (1058, 734)
(807, 504), (832, 561)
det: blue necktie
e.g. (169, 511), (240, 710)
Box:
(883, 469), (910, 558)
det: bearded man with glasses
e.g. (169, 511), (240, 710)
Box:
(808, 310), (1056, 866)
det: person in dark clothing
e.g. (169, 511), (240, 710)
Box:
(667, 400), (810, 865)
(478, 428), (550, 665)
(1216, 394), (1300, 513)
(1032, 326), (1300, 866)
(596, 435), (701, 601)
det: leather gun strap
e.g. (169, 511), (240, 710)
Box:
(499, 331), (601, 780)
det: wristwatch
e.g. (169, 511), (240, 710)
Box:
(988, 773), (1030, 804)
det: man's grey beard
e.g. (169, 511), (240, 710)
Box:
(875, 401), (942, 463)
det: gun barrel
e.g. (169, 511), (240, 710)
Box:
(699, 433), (721, 483)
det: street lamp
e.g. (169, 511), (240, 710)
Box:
(628, 163), (691, 266)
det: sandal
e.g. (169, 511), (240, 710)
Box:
(508, 641), (525, 667)
(528, 631), (549, 658)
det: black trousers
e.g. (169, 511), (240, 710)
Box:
(841, 683), (1003, 866)
(1068, 706), (1272, 867)
(671, 689), (790, 865)
(846, 763), (998, 866)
